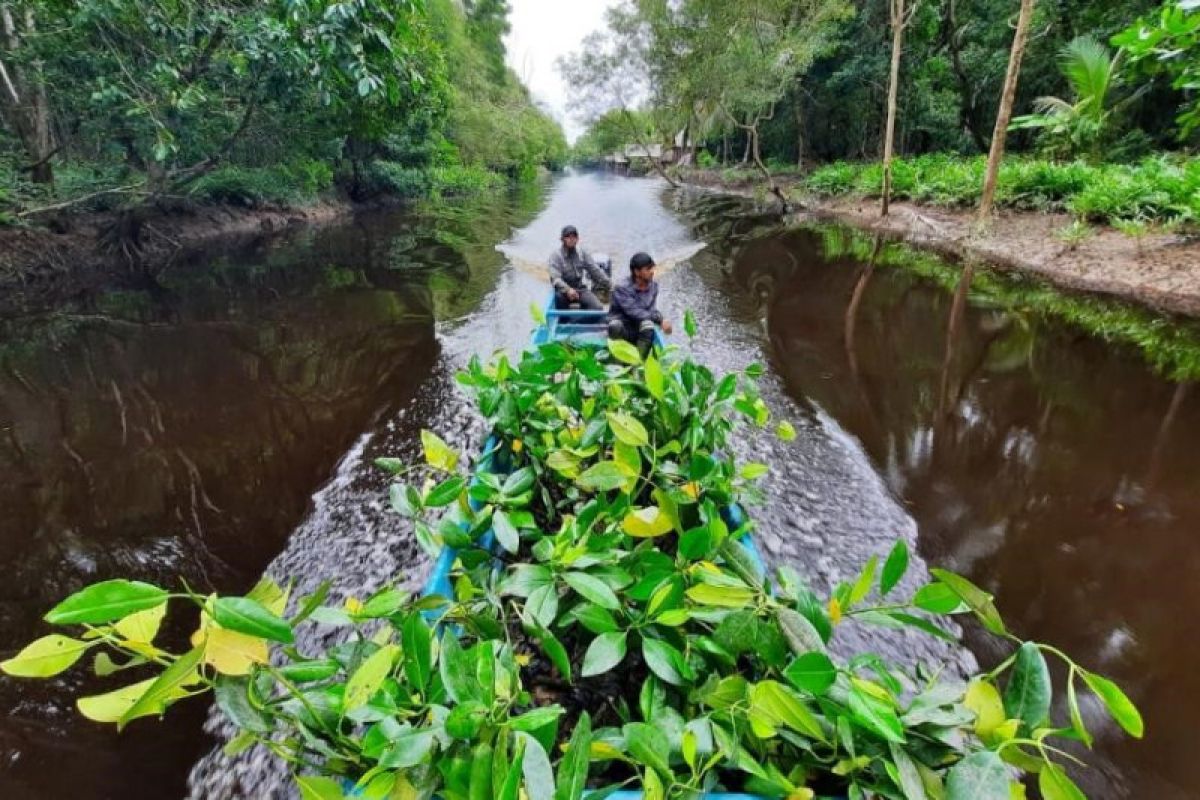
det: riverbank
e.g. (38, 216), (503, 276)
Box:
(679, 166), (1200, 319)
(0, 199), (362, 315)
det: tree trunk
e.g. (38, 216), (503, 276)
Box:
(0, 5), (55, 184)
(741, 129), (751, 164)
(942, 0), (990, 152)
(793, 97), (804, 167)
(882, 0), (909, 217)
(978, 0), (1035, 220)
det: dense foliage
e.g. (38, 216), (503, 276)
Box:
(3, 325), (1143, 799)
(570, 1), (1195, 173)
(0, 0), (565, 215)
(804, 153), (1200, 225)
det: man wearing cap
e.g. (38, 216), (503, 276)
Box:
(608, 252), (672, 357)
(549, 225), (610, 310)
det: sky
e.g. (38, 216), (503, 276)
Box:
(504, 0), (617, 144)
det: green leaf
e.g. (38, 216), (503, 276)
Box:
(296, 774), (345, 800)
(930, 569), (1006, 635)
(214, 676), (274, 733)
(44, 579), (168, 625)
(740, 462), (769, 479)
(534, 624), (572, 682)
(493, 509), (520, 554)
(581, 631), (627, 677)
(644, 356), (665, 400)
(500, 564), (554, 598)
(749, 680), (825, 740)
(402, 613), (433, 693)
(622, 506), (674, 538)
(1, 634), (91, 677)
(964, 678), (1006, 739)
(1003, 642), (1052, 732)
(624, 722), (672, 779)
(547, 450), (582, 479)
(518, 732), (556, 799)
(848, 684), (905, 743)
(531, 302), (547, 325)
(563, 572), (620, 610)
(607, 338), (642, 365)
(607, 412), (649, 447)
(439, 632), (479, 703)
(775, 420), (796, 441)
(420, 429), (458, 472)
(570, 604), (619, 634)
(511, 705), (566, 733)
(888, 742), (929, 800)
(783, 652), (837, 695)
(641, 637), (686, 685)
(881, 540), (909, 595)
(555, 712), (591, 800)
(577, 461), (629, 492)
(679, 525), (713, 559)
(684, 310), (697, 338)
(913, 582), (966, 614)
(945, 751), (1010, 800)
(1039, 763), (1086, 800)
(380, 729), (435, 769)
(120, 645), (204, 730)
(344, 644), (398, 713)
(425, 475), (466, 507)
(776, 606), (827, 655)
(213, 597), (294, 644)
(1067, 674), (1093, 747)
(1081, 670), (1143, 738)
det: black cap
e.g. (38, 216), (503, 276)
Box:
(561, 225), (579, 237)
(629, 252), (655, 271)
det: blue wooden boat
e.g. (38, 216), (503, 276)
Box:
(414, 291), (773, 799)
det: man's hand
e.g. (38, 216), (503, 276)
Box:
(567, 288), (579, 301)
(661, 319), (673, 335)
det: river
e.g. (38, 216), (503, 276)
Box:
(0, 172), (1194, 799)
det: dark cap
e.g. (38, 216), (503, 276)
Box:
(629, 252), (655, 271)
(561, 225), (579, 238)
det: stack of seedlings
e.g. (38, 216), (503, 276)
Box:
(1, 328), (1143, 799)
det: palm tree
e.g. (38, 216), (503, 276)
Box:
(1009, 36), (1140, 163)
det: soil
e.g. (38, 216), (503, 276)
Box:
(0, 198), (367, 316)
(679, 168), (1200, 319)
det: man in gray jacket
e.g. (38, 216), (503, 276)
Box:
(549, 224), (611, 310)
(608, 251), (672, 356)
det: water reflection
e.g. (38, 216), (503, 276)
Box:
(726, 224), (1200, 799)
(0, 185), (546, 800)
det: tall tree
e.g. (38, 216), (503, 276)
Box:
(0, 3), (55, 183)
(882, 0), (920, 216)
(979, 0), (1037, 219)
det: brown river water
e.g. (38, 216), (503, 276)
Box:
(0, 173), (1195, 798)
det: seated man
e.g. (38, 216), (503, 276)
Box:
(608, 252), (673, 356)
(549, 224), (611, 310)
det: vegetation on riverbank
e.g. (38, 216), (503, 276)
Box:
(803, 153), (1200, 228)
(2, 328), (1143, 799)
(815, 224), (1200, 381)
(0, 0), (565, 226)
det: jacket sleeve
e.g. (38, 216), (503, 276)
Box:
(547, 250), (569, 292)
(649, 284), (663, 324)
(581, 250), (611, 290)
(611, 284), (653, 322)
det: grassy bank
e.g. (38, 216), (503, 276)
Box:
(814, 223), (1200, 381)
(0, 157), (518, 224)
(802, 154), (1200, 228)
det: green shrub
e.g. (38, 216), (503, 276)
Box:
(696, 150), (718, 169)
(363, 160), (433, 198)
(190, 160), (333, 207)
(803, 152), (1199, 227)
(429, 164), (503, 196)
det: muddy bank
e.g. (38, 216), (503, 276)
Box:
(0, 199), (361, 315)
(678, 169), (1200, 318)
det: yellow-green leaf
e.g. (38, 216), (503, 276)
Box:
(749, 680), (825, 740)
(77, 677), (186, 724)
(1, 634), (91, 677)
(296, 774), (346, 800)
(607, 412), (649, 447)
(776, 420), (796, 441)
(114, 601), (168, 644)
(1081, 670), (1143, 738)
(607, 338), (642, 365)
(644, 356), (664, 400)
(119, 645), (205, 729)
(622, 506), (674, 538)
(344, 644), (398, 712)
(686, 583), (755, 608)
(965, 678), (1005, 739)
(420, 429), (458, 472)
